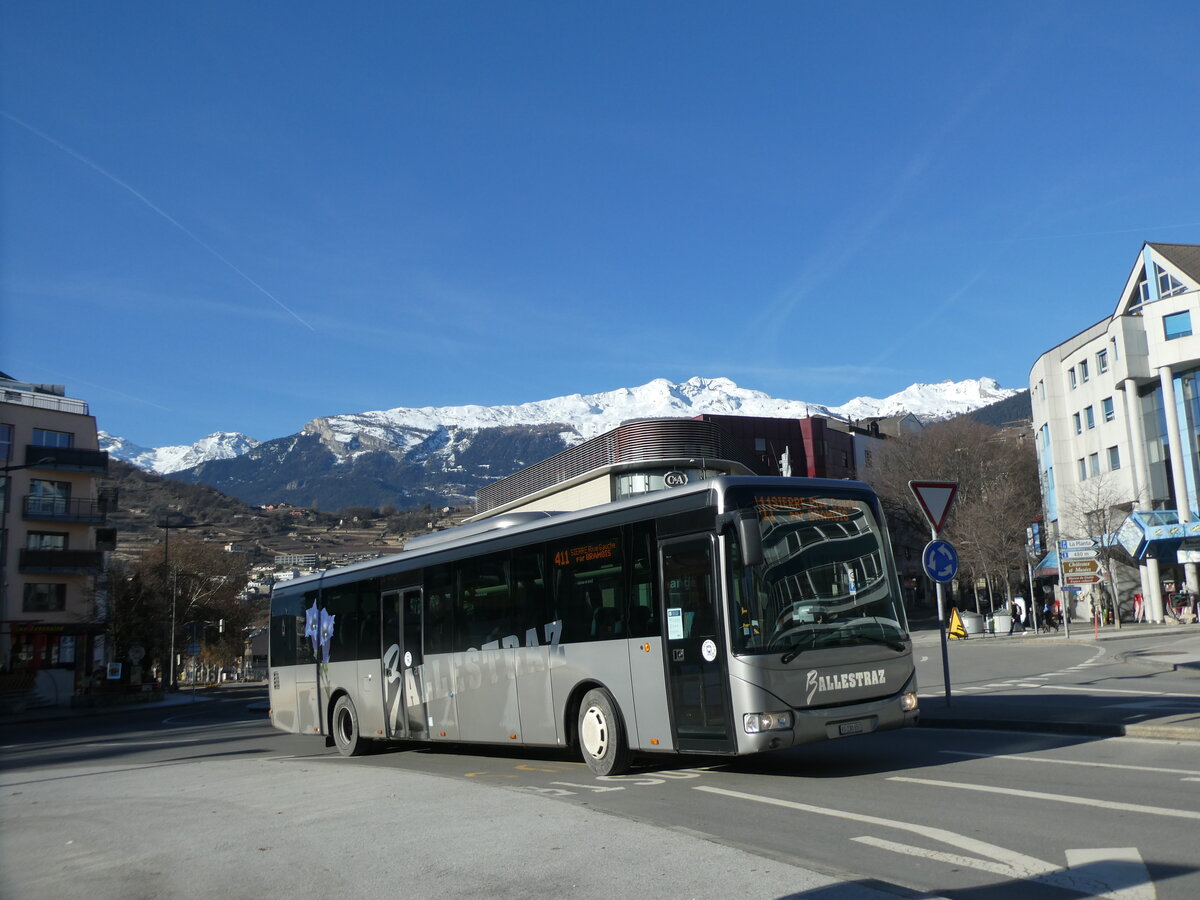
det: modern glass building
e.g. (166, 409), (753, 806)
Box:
(1029, 243), (1200, 622)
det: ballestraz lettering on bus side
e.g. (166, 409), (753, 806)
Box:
(384, 619), (564, 730)
(805, 668), (886, 705)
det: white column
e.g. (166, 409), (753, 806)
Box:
(1158, 366), (1200, 595)
(1146, 555), (1165, 623)
(1122, 378), (1150, 507)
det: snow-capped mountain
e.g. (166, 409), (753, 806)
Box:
(101, 376), (1020, 510)
(300, 375), (1018, 461)
(834, 377), (1015, 421)
(100, 431), (260, 474)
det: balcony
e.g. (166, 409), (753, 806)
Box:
(96, 528), (118, 552)
(22, 495), (115, 523)
(19, 548), (106, 574)
(23, 445), (109, 474)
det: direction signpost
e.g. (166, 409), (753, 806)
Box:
(909, 481), (959, 707)
(1055, 538), (1098, 637)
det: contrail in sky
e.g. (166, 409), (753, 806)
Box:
(2, 111), (316, 331)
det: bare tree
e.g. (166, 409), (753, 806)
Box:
(108, 539), (257, 683)
(1059, 472), (1132, 625)
(868, 418), (1040, 613)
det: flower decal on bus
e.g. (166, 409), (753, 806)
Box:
(303, 600), (336, 664)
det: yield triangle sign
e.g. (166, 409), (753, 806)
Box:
(909, 481), (958, 534)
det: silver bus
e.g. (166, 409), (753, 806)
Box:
(268, 476), (919, 775)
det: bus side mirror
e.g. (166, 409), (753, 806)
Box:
(721, 513), (764, 567)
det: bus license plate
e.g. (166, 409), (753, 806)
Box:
(838, 721), (865, 736)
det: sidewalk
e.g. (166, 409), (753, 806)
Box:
(0, 681), (267, 726)
(914, 619), (1200, 742)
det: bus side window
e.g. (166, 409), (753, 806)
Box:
(554, 570), (594, 642)
(322, 582), (360, 662)
(358, 577), (381, 659)
(424, 564), (454, 654)
(511, 547), (549, 641)
(458, 552), (512, 647)
(626, 522), (658, 638)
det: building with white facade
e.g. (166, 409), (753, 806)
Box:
(1030, 243), (1200, 622)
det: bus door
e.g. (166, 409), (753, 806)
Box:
(660, 536), (735, 753)
(381, 587), (427, 740)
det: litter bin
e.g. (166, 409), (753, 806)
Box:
(961, 612), (984, 635)
(992, 612), (1012, 634)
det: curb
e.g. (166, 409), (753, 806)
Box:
(1114, 650), (1200, 676)
(918, 716), (1200, 743)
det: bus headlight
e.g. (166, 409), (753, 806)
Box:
(744, 711), (794, 734)
(900, 691), (918, 712)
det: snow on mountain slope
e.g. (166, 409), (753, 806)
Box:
(833, 377), (1015, 421)
(100, 430), (260, 474)
(102, 376), (1017, 474)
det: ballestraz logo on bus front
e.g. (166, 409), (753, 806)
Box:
(806, 668), (886, 705)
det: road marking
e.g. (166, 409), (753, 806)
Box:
(851, 835), (1018, 878)
(1103, 699), (1200, 710)
(888, 777), (1200, 820)
(694, 784), (1055, 876)
(550, 781), (624, 793)
(1065, 848), (1156, 900)
(1038, 684), (1196, 697)
(940, 750), (1200, 778)
(694, 785), (1150, 896)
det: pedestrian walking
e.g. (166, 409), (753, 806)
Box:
(1133, 592), (1145, 623)
(1008, 598), (1024, 634)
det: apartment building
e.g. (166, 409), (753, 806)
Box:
(1, 373), (113, 694)
(1029, 243), (1200, 621)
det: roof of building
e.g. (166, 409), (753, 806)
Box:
(1149, 243), (1200, 283)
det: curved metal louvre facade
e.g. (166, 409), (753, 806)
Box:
(475, 418), (763, 514)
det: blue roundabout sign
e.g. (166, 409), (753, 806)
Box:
(922, 539), (959, 583)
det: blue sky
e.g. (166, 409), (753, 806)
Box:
(3, 2), (1199, 448)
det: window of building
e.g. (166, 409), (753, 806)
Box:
(1164, 311), (1192, 340)
(31, 428), (73, 448)
(1077, 458), (1087, 481)
(1073, 413), (1082, 435)
(1089, 453), (1100, 477)
(1138, 273), (1151, 304)
(1068, 368), (1077, 389)
(1102, 397), (1115, 422)
(23, 583), (66, 612)
(1096, 349), (1109, 373)
(1108, 446), (1121, 470)
(1157, 264), (1186, 298)
(0, 423), (11, 462)
(26, 531), (68, 550)
(1079, 359), (1090, 382)
(1085, 406), (1095, 429)
(27, 479), (70, 517)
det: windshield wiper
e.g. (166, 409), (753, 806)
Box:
(780, 642), (808, 665)
(852, 633), (907, 652)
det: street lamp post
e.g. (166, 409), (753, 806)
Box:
(157, 519), (212, 691)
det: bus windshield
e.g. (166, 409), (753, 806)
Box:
(726, 489), (908, 657)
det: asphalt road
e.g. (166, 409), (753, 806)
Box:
(3, 638), (1198, 899)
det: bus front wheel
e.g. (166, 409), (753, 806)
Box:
(578, 688), (632, 776)
(332, 695), (365, 757)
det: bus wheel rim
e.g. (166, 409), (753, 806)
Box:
(581, 704), (608, 759)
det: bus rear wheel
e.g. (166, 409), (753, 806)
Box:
(578, 688), (632, 776)
(332, 695), (366, 757)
